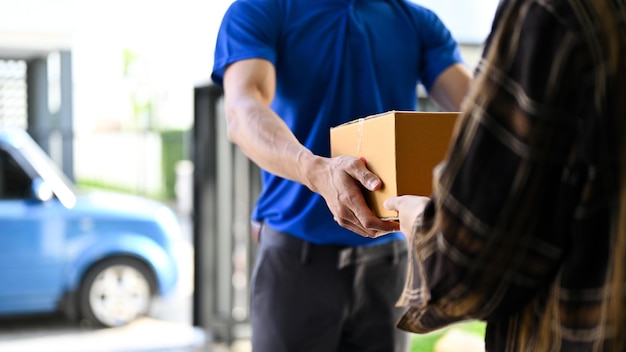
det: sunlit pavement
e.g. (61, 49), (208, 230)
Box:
(0, 317), (209, 352)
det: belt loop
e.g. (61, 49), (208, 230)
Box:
(338, 247), (352, 269)
(251, 220), (263, 244)
(300, 241), (310, 264)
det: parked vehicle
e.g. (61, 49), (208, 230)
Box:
(0, 129), (182, 328)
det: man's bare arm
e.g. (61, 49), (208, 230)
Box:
(223, 58), (317, 183)
(429, 63), (473, 111)
(222, 58), (400, 236)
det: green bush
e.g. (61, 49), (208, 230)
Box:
(160, 129), (191, 200)
(410, 321), (486, 352)
(76, 178), (165, 200)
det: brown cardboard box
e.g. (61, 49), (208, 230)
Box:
(330, 110), (459, 220)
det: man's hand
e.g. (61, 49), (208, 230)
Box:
(384, 195), (430, 238)
(309, 155), (400, 238)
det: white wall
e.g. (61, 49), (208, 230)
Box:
(68, 0), (236, 194)
(71, 0), (235, 132)
(0, 0), (75, 59)
(410, 0), (500, 45)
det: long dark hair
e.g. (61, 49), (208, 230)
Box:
(589, 1), (625, 350)
(599, 0), (626, 348)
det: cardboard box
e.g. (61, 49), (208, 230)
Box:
(330, 110), (459, 220)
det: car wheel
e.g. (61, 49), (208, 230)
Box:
(79, 257), (156, 328)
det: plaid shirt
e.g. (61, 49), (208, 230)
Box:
(396, 0), (626, 351)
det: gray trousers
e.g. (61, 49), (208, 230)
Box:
(250, 223), (410, 352)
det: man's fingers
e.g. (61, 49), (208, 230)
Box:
(341, 156), (380, 191)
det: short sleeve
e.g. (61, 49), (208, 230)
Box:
(415, 8), (464, 90)
(211, 0), (281, 87)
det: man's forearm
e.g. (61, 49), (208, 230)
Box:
(224, 98), (320, 190)
(430, 63), (473, 111)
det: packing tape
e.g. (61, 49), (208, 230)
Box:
(356, 117), (364, 154)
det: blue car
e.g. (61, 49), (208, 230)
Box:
(0, 129), (182, 327)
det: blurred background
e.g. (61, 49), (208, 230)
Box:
(0, 1), (500, 351)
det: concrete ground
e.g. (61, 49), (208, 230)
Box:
(0, 317), (207, 352)
(0, 312), (257, 352)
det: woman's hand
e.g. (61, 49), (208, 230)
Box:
(384, 195), (430, 238)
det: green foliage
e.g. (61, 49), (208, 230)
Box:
(160, 129), (191, 199)
(122, 49), (140, 78)
(410, 321), (486, 352)
(76, 179), (166, 201)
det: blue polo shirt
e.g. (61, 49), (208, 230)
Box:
(211, 0), (463, 246)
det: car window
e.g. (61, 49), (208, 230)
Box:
(0, 149), (32, 199)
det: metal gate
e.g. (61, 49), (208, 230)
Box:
(193, 84), (259, 345)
